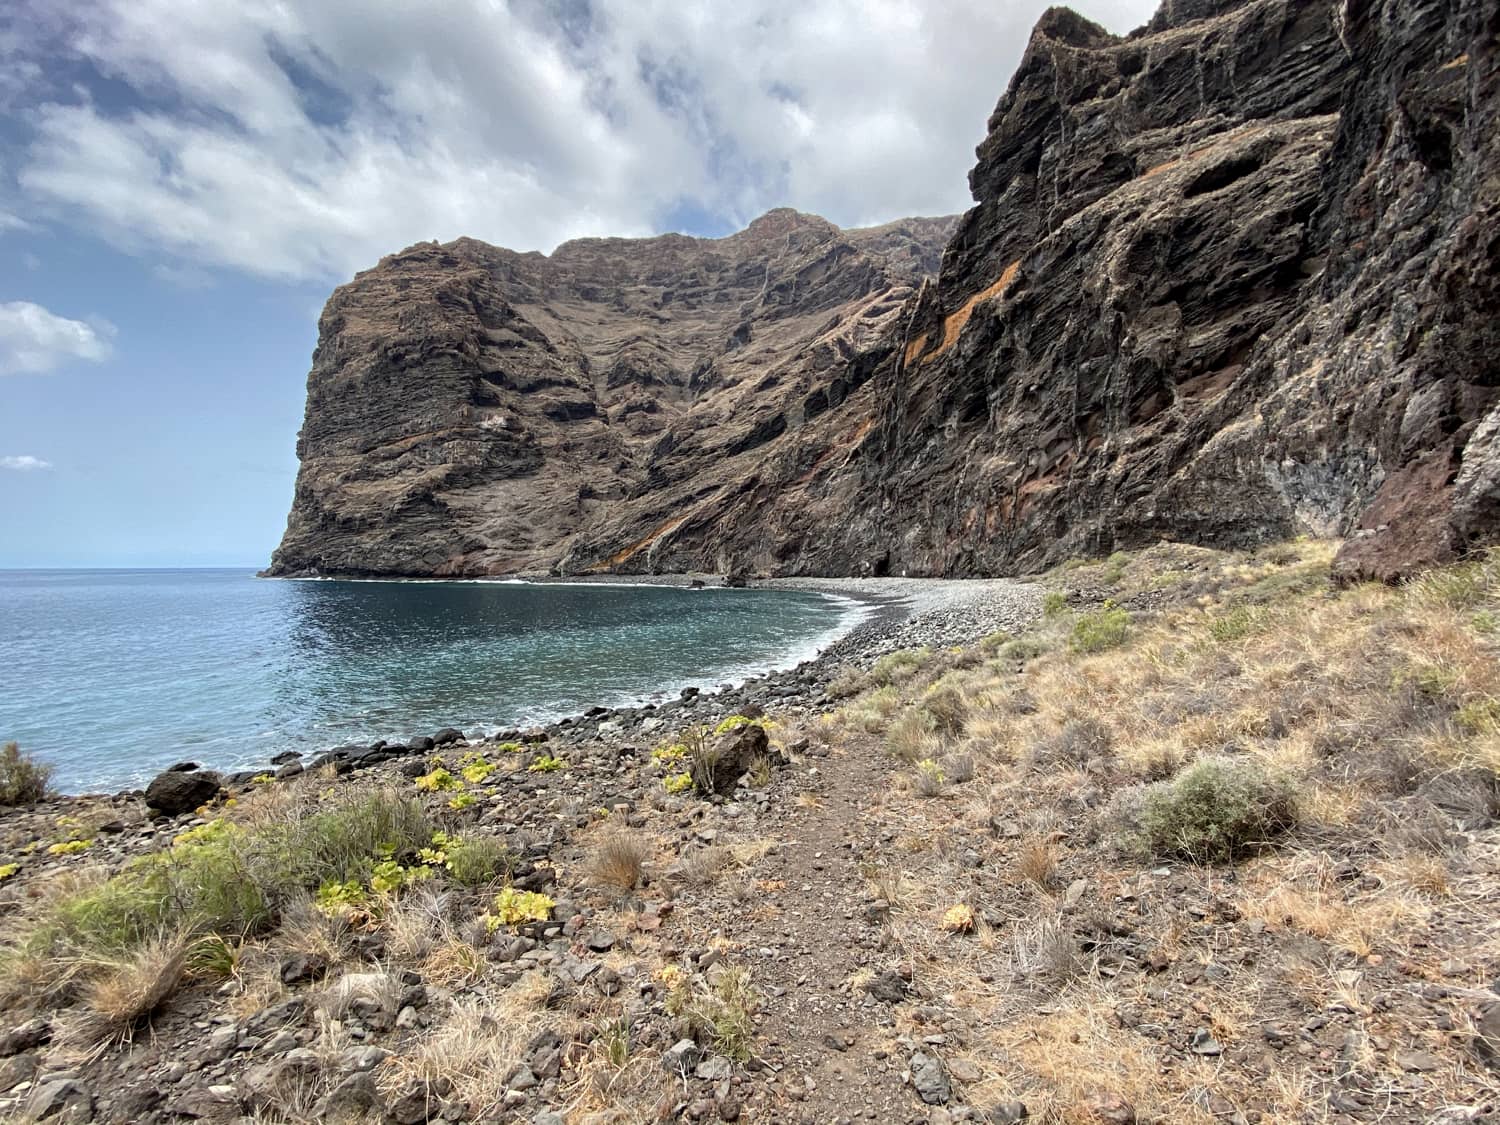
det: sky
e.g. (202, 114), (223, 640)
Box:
(0, 0), (1156, 568)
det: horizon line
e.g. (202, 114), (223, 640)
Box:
(0, 564), (263, 571)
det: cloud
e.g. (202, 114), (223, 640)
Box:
(1, 455), (53, 471)
(4, 0), (1158, 282)
(0, 300), (115, 374)
(151, 261), (217, 289)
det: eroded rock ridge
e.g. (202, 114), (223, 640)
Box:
(269, 0), (1499, 581)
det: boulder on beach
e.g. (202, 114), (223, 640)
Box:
(692, 722), (771, 796)
(144, 766), (223, 815)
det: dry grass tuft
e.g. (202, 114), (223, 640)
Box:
(861, 863), (914, 910)
(1008, 912), (1081, 983)
(1014, 837), (1058, 890)
(277, 895), (355, 968)
(61, 933), (189, 1053)
(383, 885), (449, 964)
(1236, 861), (1431, 959)
(912, 759), (947, 798)
(378, 974), (559, 1117)
(420, 933), (488, 988)
(590, 830), (650, 893)
(943, 753), (976, 784)
(676, 846), (731, 886)
(885, 706), (940, 762)
(317, 967), (404, 1021)
(991, 999), (1213, 1122)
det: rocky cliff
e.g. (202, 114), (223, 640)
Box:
(267, 211), (956, 576)
(268, 0), (1499, 581)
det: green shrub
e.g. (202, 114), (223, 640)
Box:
(0, 743), (53, 806)
(1395, 661), (1461, 702)
(1406, 556), (1495, 610)
(280, 791), (431, 887)
(1456, 698), (1500, 735)
(18, 790), (430, 959)
(459, 758), (496, 784)
(666, 966), (759, 1063)
(415, 768), (459, 791)
(1207, 605), (1264, 644)
(884, 707), (936, 763)
(997, 636), (1051, 663)
(1069, 603), (1131, 653)
(1150, 569), (1192, 590)
(872, 685), (904, 710)
(315, 879), (367, 917)
(487, 887), (554, 927)
(920, 683), (968, 734)
(978, 630), (1013, 652)
(37, 873), (176, 954)
(1243, 564), (1331, 603)
(868, 648), (931, 687)
(713, 714), (772, 735)
(444, 837), (511, 886)
(1111, 756), (1296, 863)
(1041, 592), (1069, 618)
(826, 670), (868, 698)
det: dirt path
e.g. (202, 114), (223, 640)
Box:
(672, 734), (935, 1124)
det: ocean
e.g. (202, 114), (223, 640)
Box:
(0, 569), (864, 793)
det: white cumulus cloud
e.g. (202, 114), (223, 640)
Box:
(2, 0), (1158, 282)
(1, 454), (53, 471)
(0, 300), (114, 375)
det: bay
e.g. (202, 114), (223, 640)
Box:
(0, 569), (863, 792)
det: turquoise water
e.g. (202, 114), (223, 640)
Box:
(1, 570), (861, 793)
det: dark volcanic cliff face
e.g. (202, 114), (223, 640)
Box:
(821, 0), (1499, 581)
(270, 0), (1499, 580)
(268, 211), (956, 576)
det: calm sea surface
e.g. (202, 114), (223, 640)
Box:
(1, 570), (863, 793)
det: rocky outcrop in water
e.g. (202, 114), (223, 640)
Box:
(269, 0), (1499, 581)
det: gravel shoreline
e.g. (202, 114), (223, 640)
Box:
(523, 571), (1046, 673)
(62, 575), (1045, 796)
(759, 574), (1044, 659)
(259, 575), (1045, 787)
(526, 572), (1045, 658)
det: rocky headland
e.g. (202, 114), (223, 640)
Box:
(269, 0), (1498, 586)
